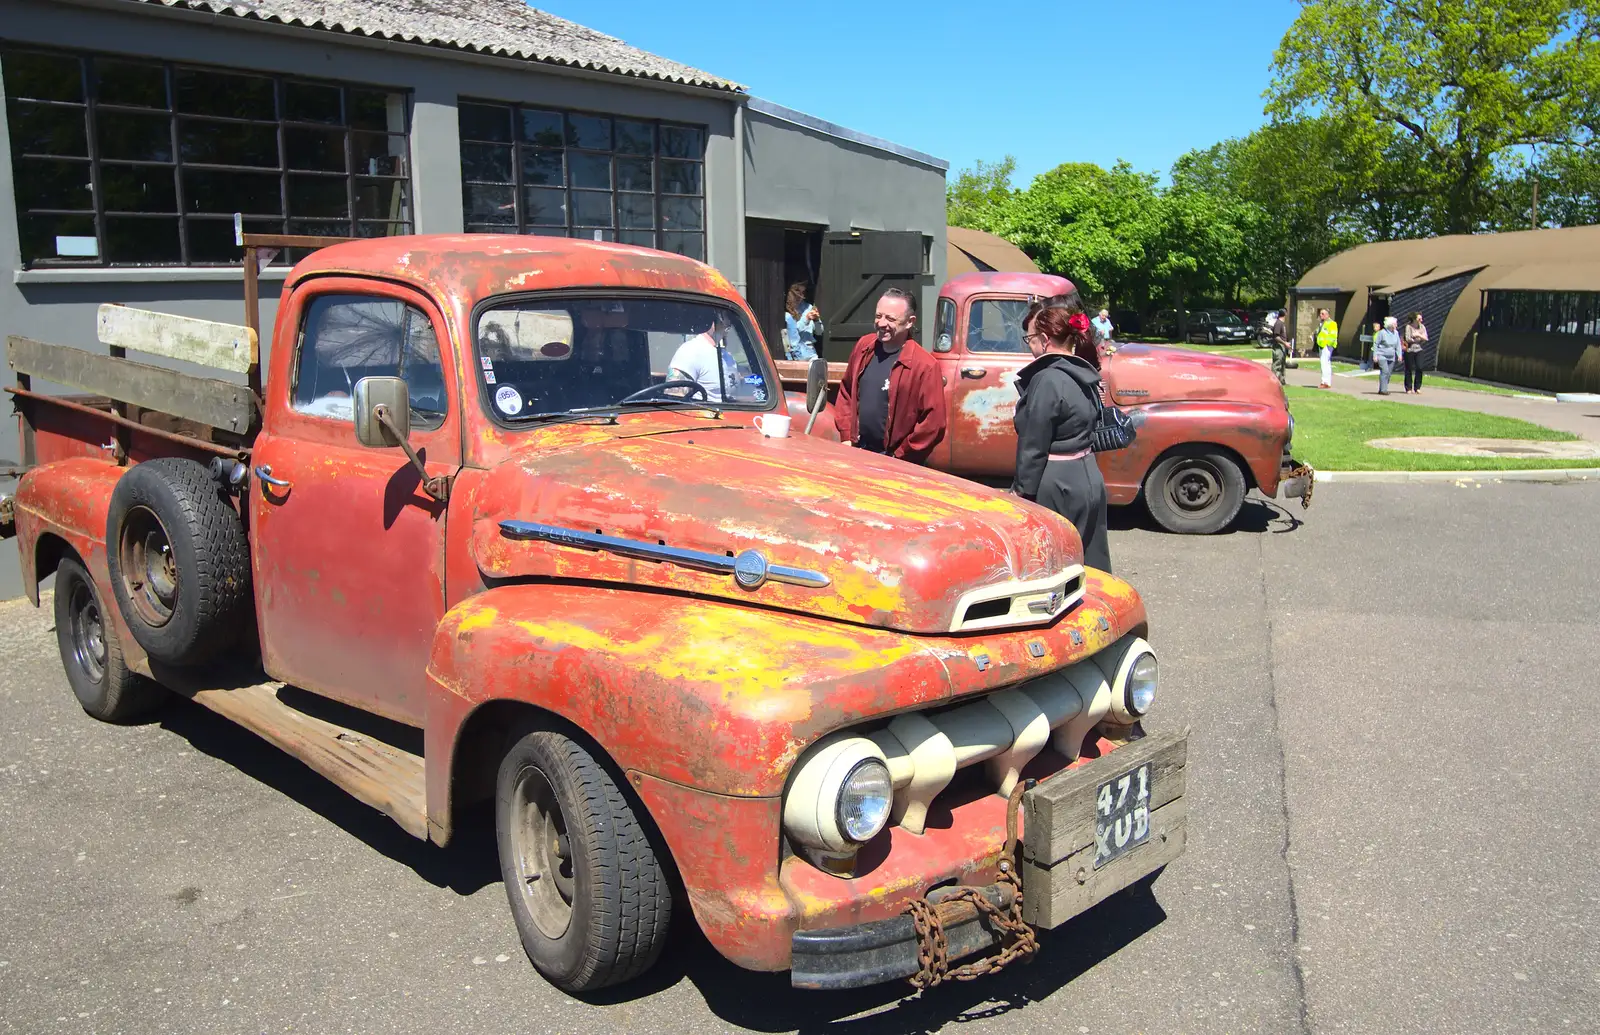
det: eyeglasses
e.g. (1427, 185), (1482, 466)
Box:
(1022, 332), (1046, 345)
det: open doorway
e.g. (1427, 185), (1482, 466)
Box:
(745, 220), (824, 360)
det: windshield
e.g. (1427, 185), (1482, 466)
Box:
(474, 295), (773, 420)
(1212, 312), (1243, 325)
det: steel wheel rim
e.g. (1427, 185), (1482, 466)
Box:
(119, 506), (177, 627)
(509, 766), (575, 939)
(69, 580), (107, 683)
(1167, 460), (1223, 516)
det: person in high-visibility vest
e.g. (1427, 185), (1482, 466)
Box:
(1315, 308), (1338, 388)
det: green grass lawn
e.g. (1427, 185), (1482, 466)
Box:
(1283, 386), (1591, 471)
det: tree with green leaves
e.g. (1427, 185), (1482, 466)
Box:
(1267, 0), (1600, 235)
(946, 156), (1020, 232)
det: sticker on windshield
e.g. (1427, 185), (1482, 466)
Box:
(483, 370), (497, 384)
(494, 385), (523, 416)
(480, 355), (494, 370)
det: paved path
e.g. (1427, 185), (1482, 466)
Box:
(2, 482), (1597, 1034)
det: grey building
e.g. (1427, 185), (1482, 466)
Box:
(0, 0), (949, 599)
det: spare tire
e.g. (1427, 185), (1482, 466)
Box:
(106, 457), (251, 667)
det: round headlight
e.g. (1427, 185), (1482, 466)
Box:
(837, 759), (893, 843)
(1126, 652), (1158, 716)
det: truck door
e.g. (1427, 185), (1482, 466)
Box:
(947, 295), (1031, 478)
(249, 279), (461, 727)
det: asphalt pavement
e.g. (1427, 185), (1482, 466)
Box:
(2, 481), (1597, 1035)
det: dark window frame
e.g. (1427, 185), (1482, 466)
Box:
(1482, 289), (1600, 337)
(3, 45), (414, 268)
(457, 97), (707, 262)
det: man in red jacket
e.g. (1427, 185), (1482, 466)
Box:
(832, 288), (947, 465)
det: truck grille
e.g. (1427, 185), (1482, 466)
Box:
(948, 566), (1084, 633)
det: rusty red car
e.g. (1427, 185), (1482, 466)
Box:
(781, 272), (1313, 534)
(3, 234), (1187, 994)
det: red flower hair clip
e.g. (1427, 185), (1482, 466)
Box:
(1066, 312), (1091, 334)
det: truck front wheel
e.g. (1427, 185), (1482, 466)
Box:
(1145, 447), (1247, 534)
(53, 556), (166, 722)
(495, 729), (672, 993)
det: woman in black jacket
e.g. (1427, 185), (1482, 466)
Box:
(1011, 298), (1113, 573)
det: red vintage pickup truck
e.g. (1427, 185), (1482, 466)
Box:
(2, 234), (1187, 995)
(782, 272), (1313, 534)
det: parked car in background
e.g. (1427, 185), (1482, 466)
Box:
(1185, 310), (1250, 345)
(1147, 309), (1182, 338)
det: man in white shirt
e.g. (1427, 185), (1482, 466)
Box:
(667, 310), (738, 403)
(1090, 308), (1114, 343)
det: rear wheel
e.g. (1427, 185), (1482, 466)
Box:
(496, 729), (672, 993)
(1145, 448), (1247, 534)
(53, 556), (166, 722)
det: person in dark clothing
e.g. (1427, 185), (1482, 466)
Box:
(832, 288), (947, 464)
(1011, 297), (1113, 573)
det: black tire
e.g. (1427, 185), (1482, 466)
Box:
(106, 457), (251, 667)
(496, 729), (672, 993)
(53, 556), (166, 722)
(1145, 447), (1247, 534)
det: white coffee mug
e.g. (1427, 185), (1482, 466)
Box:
(752, 413), (791, 438)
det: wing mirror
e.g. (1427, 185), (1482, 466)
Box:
(805, 356), (828, 414)
(353, 376), (450, 503)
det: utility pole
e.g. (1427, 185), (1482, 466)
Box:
(1532, 178), (1539, 229)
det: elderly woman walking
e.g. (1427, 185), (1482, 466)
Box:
(1372, 316), (1402, 395)
(1010, 297), (1113, 573)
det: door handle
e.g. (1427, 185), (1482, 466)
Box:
(960, 367), (988, 379)
(254, 465), (292, 490)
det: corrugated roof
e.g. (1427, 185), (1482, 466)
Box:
(1299, 223), (1600, 292)
(121, 0), (744, 91)
(946, 226), (1038, 276)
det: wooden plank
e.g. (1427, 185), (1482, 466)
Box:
(240, 232), (354, 249)
(7, 336), (256, 434)
(1022, 728), (1188, 866)
(98, 304), (258, 374)
(171, 675), (428, 840)
(1021, 796), (1188, 928)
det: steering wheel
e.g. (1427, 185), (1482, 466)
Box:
(618, 379), (709, 404)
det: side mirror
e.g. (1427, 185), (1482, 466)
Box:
(354, 376), (410, 448)
(933, 333), (953, 353)
(805, 356), (828, 414)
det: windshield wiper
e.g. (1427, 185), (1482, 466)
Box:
(501, 410), (619, 426)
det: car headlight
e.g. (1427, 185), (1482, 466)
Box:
(837, 760), (893, 843)
(783, 735), (894, 854)
(1094, 635), (1158, 724)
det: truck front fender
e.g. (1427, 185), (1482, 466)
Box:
(1099, 400), (1290, 502)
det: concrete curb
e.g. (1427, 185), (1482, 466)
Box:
(1314, 468), (1600, 484)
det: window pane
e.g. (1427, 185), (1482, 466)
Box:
(289, 217), (353, 237)
(15, 157), (92, 210)
(617, 193), (654, 229)
(284, 81), (342, 124)
(351, 133), (405, 176)
(465, 183), (515, 224)
(659, 232), (703, 261)
(285, 126), (346, 171)
(19, 212), (96, 262)
(184, 168), (282, 214)
(179, 118), (279, 166)
(176, 69), (274, 119)
(355, 178), (408, 221)
(574, 228), (615, 242)
(190, 215), (279, 261)
(288, 174), (349, 218)
(614, 119), (653, 155)
(522, 186), (566, 226)
(106, 216), (182, 263)
(572, 190), (612, 227)
(660, 196), (703, 231)
(569, 152), (610, 189)
(519, 109), (563, 147)
(6, 99), (88, 156)
(95, 60), (167, 109)
(566, 113), (610, 150)
(618, 230), (655, 247)
(348, 89), (400, 132)
(98, 111), (174, 161)
(659, 159), (701, 195)
(3, 52), (83, 102)
(520, 226), (568, 238)
(521, 148), (563, 186)
(100, 163), (178, 212)
(356, 220), (410, 238)
(459, 102), (512, 143)
(461, 141), (512, 182)
(615, 157), (652, 192)
(659, 125), (703, 159)
(292, 295), (444, 428)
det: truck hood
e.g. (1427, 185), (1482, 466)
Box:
(470, 417), (1085, 635)
(1108, 344), (1284, 408)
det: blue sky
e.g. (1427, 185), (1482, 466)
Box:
(536, 0), (1303, 186)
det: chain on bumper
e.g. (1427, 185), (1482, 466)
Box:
(901, 779), (1041, 989)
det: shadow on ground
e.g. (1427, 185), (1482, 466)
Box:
(1109, 496), (1305, 537)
